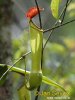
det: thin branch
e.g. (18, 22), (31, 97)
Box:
(61, 0), (70, 24)
(0, 51), (31, 81)
(43, 21), (58, 50)
(44, 19), (75, 33)
(43, 19), (75, 49)
(11, 51), (31, 62)
(35, 0), (42, 29)
(58, 0), (72, 20)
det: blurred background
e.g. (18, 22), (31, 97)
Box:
(0, 0), (75, 100)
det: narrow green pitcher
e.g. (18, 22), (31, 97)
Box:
(25, 20), (43, 90)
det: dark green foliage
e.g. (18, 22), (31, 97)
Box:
(0, 65), (8, 85)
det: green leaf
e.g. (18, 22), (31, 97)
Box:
(42, 76), (67, 93)
(51, 0), (62, 19)
(18, 85), (31, 100)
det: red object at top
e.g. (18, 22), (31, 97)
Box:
(26, 7), (44, 19)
